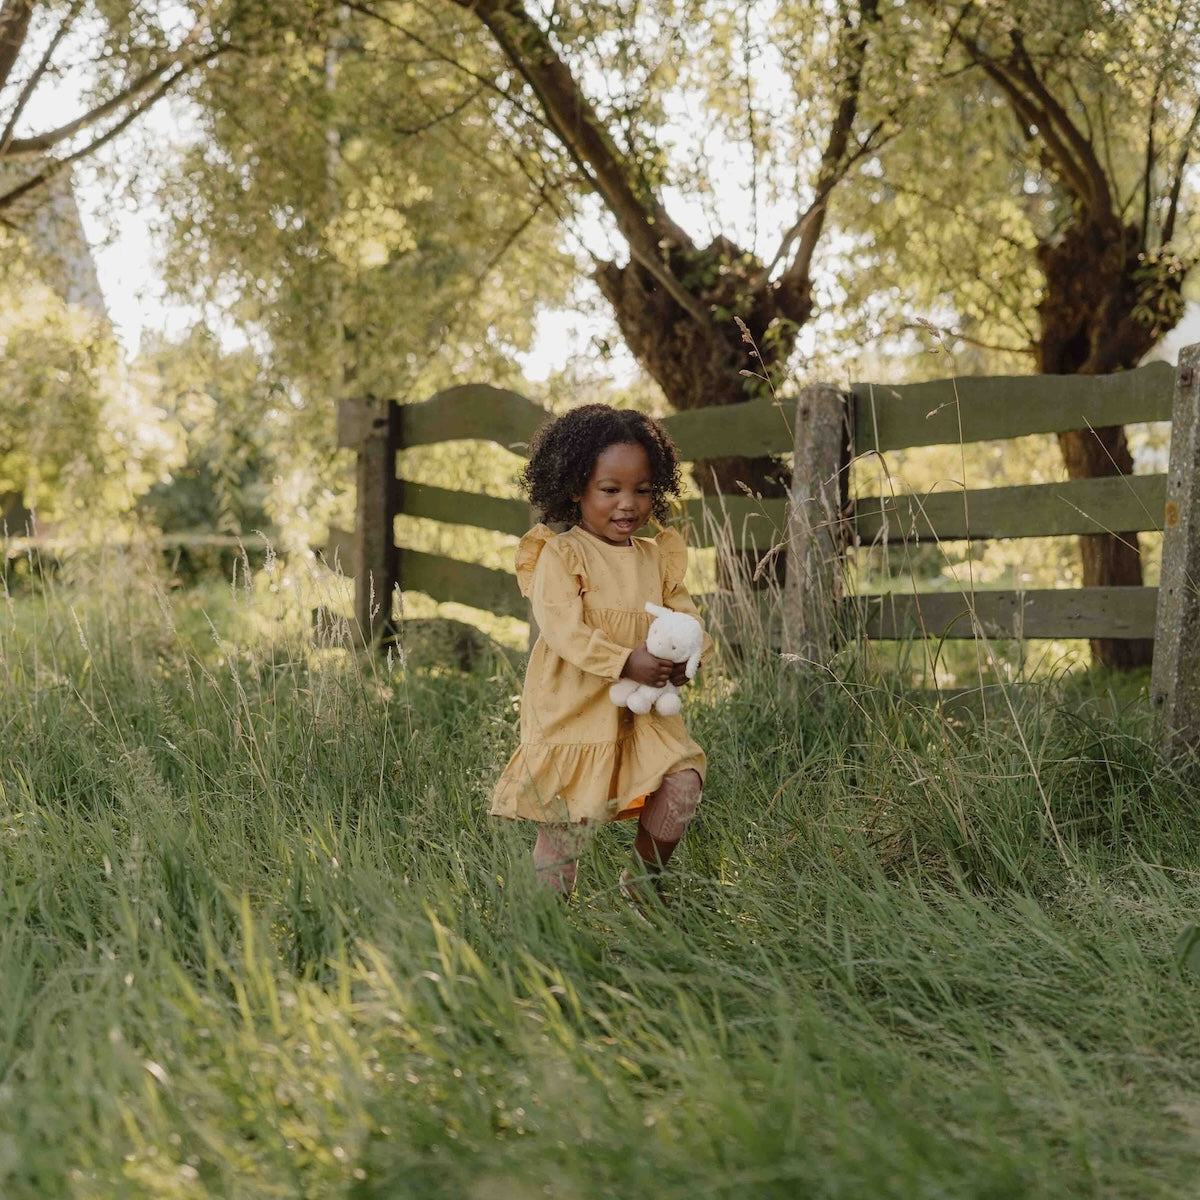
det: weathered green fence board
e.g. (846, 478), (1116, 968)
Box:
(397, 485), (790, 549)
(677, 496), (788, 547)
(399, 388), (804, 461)
(401, 482), (531, 537)
(852, 586), (1159, 640)
(852, 360), (1174, 452)
(854, 474), (1168, 542)
(391, 367), (1174, 462)
(660, 399), (797, 460)
(400, 549), (526, 620)
(399, 473), (1169, 550)
(399, 385), (552, 454)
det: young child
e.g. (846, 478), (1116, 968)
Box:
(490, 404), (712, 909)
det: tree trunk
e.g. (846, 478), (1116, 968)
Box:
(595, 236), (803, 585)
(1036, 219), (1175, 670)
(1055, 425), (1154, 669)
(443, 0), (875, 593)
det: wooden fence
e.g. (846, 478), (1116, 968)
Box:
(332, 343), (1200, 753)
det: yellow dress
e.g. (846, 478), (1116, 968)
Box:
(490, 523), (711, 826)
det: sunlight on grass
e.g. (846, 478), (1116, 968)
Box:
(1, 547), (1199, 1198)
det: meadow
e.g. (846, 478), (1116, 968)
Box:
(3, 548), (1200, 1199)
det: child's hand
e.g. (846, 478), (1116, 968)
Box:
(669, 662), (696, 687)
(622, 643), (674, 687)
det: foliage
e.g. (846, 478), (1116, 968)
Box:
(834, 0), (1200, 372)
(159, 1), (573, 412)
(0, 235), (175, 525)
(159, 1), (906, 417)
(133, 328), (279, 538)
(0, 1), (230, 213)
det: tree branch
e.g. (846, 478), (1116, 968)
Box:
(1095, 89), (1126, 218)
(1, 1), (85, 154)
(774, 0), (880, 295)
(0, 0), (33, 92)
(352, 0), (633, 264)
(344, 1), (553, 140)
(0, 63), (190, 213)
(449, 0), (713, 329)
(945, 17), (1102, 215)
(1162, 95), (1200, 247)
(1005, 30), (1113, 218)
(969, 52), (1095, 207)
(7, 58), (189, 156)
(1141, 88), (1158, 251)
(1136, 3), (1187, 242)
(900, 322), (1032, 358)
(742, 3), (760, 253)
(388, 84), (486, 136)
(1141, 0), (1186, 241)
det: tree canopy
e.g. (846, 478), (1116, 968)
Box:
(842, 0), (1199, 370)
(0, 1), (228, 212)
(4, 1), (1199, 668)
(834, 0), (1200, 665)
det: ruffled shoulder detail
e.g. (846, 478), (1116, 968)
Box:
(515, 525), (589, 597)
(515, 525), (555, 597)
(655, 526), (689, 593)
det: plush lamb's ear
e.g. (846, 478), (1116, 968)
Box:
(685, 650), (702, 679)
(645, 601), (672, 618)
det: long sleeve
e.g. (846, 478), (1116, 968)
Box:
(657, 529), (715, 664)
(662, 578), (715, 665)
(530, 542), (631, 681)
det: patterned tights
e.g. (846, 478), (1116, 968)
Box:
(532, 769), (703, 894)
(531, 821), (591, 894)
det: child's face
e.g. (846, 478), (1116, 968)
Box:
(574, 441), (653, 545)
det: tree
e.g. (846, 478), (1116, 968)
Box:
(843, 0), (1199, 668)
(133, 327), (279, 539)
(0, 233), (181, 525)
(169, 0), (904, 454)
(159, 0), (920, 591)
(407, 0), (897, 505)
(160, 2), (575, 426)
(0, 1), (228, 214)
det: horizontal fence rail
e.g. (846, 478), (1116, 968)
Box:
(398, 474), (1170, 551)
(853, 587), (1160, 641)
(851, 361), (1175, 451)
(397, 483), (791, 551)
(397, 385), (547, 453)
(401, 483), (530, 538)
(402, 550), (527, 621)
(379, 361), (1175, 462)
(854, 474), (1168, 543)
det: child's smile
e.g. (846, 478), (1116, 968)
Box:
(574, 442), (654, 545)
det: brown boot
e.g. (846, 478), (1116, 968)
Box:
(618, 861), (663, 921)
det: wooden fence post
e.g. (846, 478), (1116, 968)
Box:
(1151, 343), (1200, 757)
(783, 383), (850, 666)
(338, 396), (402, 646)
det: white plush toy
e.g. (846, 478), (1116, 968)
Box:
(609, 602), (704, 717)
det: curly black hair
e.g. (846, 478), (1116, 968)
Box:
(519, 404), (682, 525)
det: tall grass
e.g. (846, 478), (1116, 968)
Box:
(3, 545), (1200, 1198)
